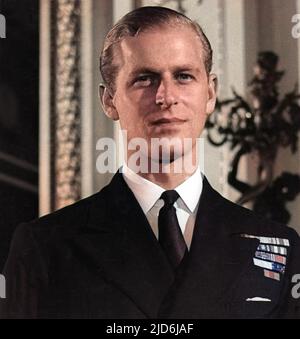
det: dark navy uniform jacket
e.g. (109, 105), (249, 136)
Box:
(1, 172), (300, 318)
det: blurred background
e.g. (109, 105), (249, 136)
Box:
(0, 0), (300, 271)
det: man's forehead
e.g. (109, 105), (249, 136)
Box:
(113, 26), (205, 69)
(120, 25), (202, 49)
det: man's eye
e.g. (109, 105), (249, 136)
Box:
(133, 75), (153, 87)
(177, 73), (194, 82)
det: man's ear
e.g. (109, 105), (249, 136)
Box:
(99, 84), (119, 121)
(206, 74), (218, 116)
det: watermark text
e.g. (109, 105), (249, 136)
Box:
(0, 14), (6, 39)
(0, 274), (6, 299)
(96, 130), (205, 174)
(292, 14), (300, 39)
(291, 274), (300, 299)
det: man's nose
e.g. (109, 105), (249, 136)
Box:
(155, 78), (178, 108)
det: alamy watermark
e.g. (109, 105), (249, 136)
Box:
(0, 14), (6, 39)
(96, 130), (205, 174)
(292, 14), (300, 38)
(291, 274), (300, 299)
(0, 274), (5, 299)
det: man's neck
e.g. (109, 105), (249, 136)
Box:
(125, 154), (199, 190)
(139, 171), (197, 190)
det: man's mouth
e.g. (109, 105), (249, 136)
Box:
(151, 118), (187, 126)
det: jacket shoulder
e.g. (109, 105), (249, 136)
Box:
(219, 192), (300, 240)
(14, 182), (114, 244)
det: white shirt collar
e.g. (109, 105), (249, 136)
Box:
(122, 164), (203, 215)
(175, 168), (203, 213)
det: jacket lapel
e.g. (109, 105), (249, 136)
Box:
(70, 173), (174, 318)
(159, 177), (260, 318)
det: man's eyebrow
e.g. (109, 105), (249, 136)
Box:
(172, 65), (202, 73)
(129, 68), (159, 77)
(129, 65), (202, 77)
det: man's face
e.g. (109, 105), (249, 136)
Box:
(103, 25), (217, 163)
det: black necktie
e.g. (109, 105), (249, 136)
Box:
(158, 190), (188, 269)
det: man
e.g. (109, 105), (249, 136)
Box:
(1, 6), (300, 319)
